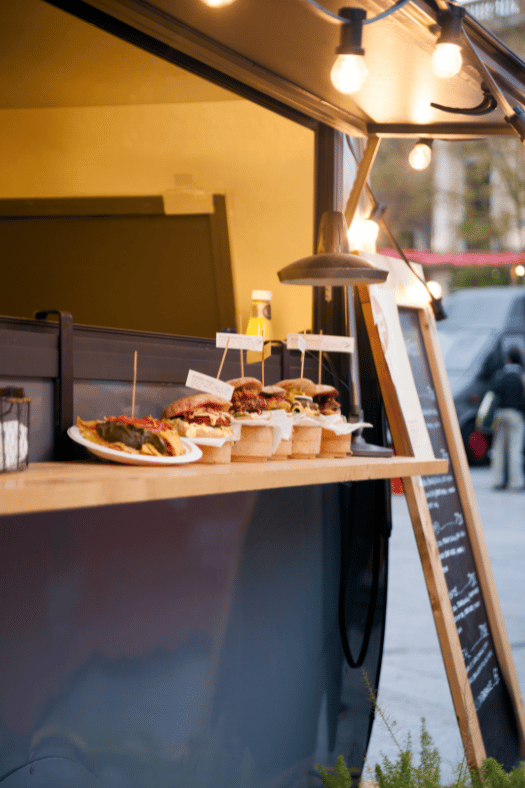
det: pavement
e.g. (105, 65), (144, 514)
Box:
(362, 465), (525, 784)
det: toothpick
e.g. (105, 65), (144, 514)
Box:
(318, 329), (323, 384)
(261, 345), (265, 388)
(131, 350), (138, 419)
(300, 328), (306, 379)
(239, 313), (244, 377)
(216, 336), (230, 379)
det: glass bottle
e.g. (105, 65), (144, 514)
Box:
(246, 290), (272, 364)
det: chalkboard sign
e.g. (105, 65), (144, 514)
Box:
(399, 307), (521, 771)
(357, 275), (525, 773)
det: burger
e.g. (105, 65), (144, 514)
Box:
(276, 378), (319, 413)
(161, 393), (233, 438)
(227, 377), (266, 417)
(260, 385), (291, 412)
(76, 414), (185, 456)
(313, 384), (341, 416)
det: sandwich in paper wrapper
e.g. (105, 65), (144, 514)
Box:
(227, 378), (293, 460)
(278, 379), (371, 457)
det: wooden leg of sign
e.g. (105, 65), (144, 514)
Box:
(356, 285), (486, 772)
(401, 474), (486, 772)
(419, 310), (525, 758)
(357, 278), (525, 769)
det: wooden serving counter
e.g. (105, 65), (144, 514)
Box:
(0, 456), (448, 516)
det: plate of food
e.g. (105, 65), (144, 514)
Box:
(69, 415), (202, 466)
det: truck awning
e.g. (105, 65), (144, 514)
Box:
(44, 0), (525, 140)
(379, 247), (525, 266)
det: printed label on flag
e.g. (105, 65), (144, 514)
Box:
(186, 370), (234, 401)
(216, 332), (264, 351)
(286, 333), (354, 353)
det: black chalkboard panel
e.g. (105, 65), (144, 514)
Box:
(399, 307), (521, 770)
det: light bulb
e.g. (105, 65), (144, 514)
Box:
(431, 42), (462, 78)
(347, 219), (365, 248)
(362, 218), (380, 243)
(201, 0), (235, 6)
(515, 264), (525, 277)
(409, 142), (432, 170)
(347, 218), (378, 248)
(331, 54), (368, 94)
(426, 280), (443, 300)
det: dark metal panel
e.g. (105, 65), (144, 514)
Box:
(0, 759), (103, 787)
(0, 483), (388, 787)
(310, 125), (390, 783)
(1, 317), (285, 383)
(0, 315), (314, 459)
(0, 323), (60, 379)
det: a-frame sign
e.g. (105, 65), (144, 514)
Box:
(357, 254), (525, 773)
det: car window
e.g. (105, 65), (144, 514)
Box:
(437, 329), (493, 372)
(442, 291), (513, 329)
(507, 297), (525, 326)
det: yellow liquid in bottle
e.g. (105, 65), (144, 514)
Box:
(246, 293), (272, 365)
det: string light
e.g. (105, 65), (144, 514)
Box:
(331, 8), (368, 94)
(348, 218), (375, 247)
(201, 0), (236, 6)
(409, 139), (433, 170)
(361, 217), (381, 243)
(426, 280), (443, 300)
(431, 5), (465, 78)
(347, 202), (387, 248)
(202, 0), (467, 94)
(331, 53), (369, 94)
(432, 42), (462, 78)
(325, 1), (465, 96)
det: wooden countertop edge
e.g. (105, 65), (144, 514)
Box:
(1, 456), (448, 515)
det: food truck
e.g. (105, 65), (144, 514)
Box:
(1, 1), (525, 786)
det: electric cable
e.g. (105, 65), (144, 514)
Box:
(345, 135), (447, 320)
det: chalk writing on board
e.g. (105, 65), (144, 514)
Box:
(398, 308), (520, 770)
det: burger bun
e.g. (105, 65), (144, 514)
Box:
(162, 392), (231, 419)
(277, 378), (317, 397)
(226, 377), (262, 393)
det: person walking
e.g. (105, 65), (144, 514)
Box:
(491, 346), (525, 491)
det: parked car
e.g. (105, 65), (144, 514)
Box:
(436, 286), (525, 465)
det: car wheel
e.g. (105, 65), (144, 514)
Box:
(461, 419), (491, 465)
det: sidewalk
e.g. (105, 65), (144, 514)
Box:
(362, 466), (525, 783)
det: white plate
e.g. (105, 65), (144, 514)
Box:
(67, 426), (202, 466)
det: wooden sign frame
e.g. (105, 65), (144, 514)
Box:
(357, 273), (525, 773)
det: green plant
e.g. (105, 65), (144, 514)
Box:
(371, 719), (469, 788)
(317, 755), (352, 788)
(316, 718), (525, 788)
(479, 758), (525, 788)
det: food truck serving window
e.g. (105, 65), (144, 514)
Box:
(0, 0), (315, 341)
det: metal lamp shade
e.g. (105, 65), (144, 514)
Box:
(278, 251), (389, 286)
(278, 210), (388, 286)
(277, 210), (393, 458)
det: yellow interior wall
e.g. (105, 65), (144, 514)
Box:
(0, 100), (315, 340)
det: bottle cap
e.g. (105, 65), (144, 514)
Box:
(251, 290), (272, 301)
